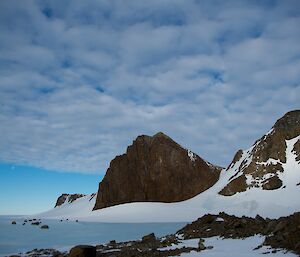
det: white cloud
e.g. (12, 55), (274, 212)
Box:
(0, 0), (299, 173)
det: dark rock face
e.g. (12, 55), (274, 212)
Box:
(69, 245), (96, 257)
(94, 132), (221, 210)
(219, 110), (300, 196)
(55, 194), (86, 207)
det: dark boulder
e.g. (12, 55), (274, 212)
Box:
(142, 233), (156, 243)
(69, 245), (96, 257)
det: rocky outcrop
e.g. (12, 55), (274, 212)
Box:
(55, 194), (86, 207)
(219, 110), (300, 196)
(177, 212), (300, 255)
(94, 132), (222, 210)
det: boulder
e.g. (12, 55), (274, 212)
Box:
(41, 225), (49, 229)
(69, 245), (96, 257)
(142, 233), (156, 243)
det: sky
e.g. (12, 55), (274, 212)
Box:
(0, 0), (300, 214)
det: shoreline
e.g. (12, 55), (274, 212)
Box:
(6, 212), (300, 257)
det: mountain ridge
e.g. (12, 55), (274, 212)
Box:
(219, 110), (300, 196)
(44, 110), (300, 222)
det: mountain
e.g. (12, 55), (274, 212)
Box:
(55, 194), (87, 207)
(219, 110), (300, 196)
(93, 132), (221, 210)
(37, 110), (300, 222)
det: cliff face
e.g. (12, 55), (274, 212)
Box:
(94, 132), (222, 210)
(219, 110), (300, 196)
(55, 193), (86, 207)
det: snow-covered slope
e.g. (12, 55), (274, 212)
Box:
(38, 194), (96, 219)
(36, 135), (300, 223)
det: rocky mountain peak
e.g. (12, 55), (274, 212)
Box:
(273, 110), (300, 138)
(219, 110), (300, 196)
(93, 132), (222, 210)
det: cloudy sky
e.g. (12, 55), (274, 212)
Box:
(0, 0), (299, 185)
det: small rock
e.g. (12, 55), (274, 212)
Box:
(31, 222), (41, 225)
(69, 245), (96, 257)
(142, 233), (156, 243)
(198, 239), (205, 250)
(41, 225), (49, 229)
(11, 221), (17, 225)
(107, 240), (117, 248)
(22, 223), (25, 225)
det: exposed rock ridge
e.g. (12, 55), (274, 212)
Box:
(94, 132), (222, 210)
(55, 193), (86, 207)
(220, 110), (300, 196)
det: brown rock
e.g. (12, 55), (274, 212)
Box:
(142, 233), (156, 243)
(219, 175), (247, 196)
(69, 245), (96, 257)
(94, 132), (221, 210)
(262, 176), (282, 190)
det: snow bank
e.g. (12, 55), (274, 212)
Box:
(179, 236), (297, 257)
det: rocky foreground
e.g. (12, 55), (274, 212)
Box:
(9, 211), (300, 257)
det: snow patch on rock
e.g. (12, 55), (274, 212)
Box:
(187, 150), (196, 162)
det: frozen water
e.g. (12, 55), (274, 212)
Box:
(0, 216), (185, 256)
